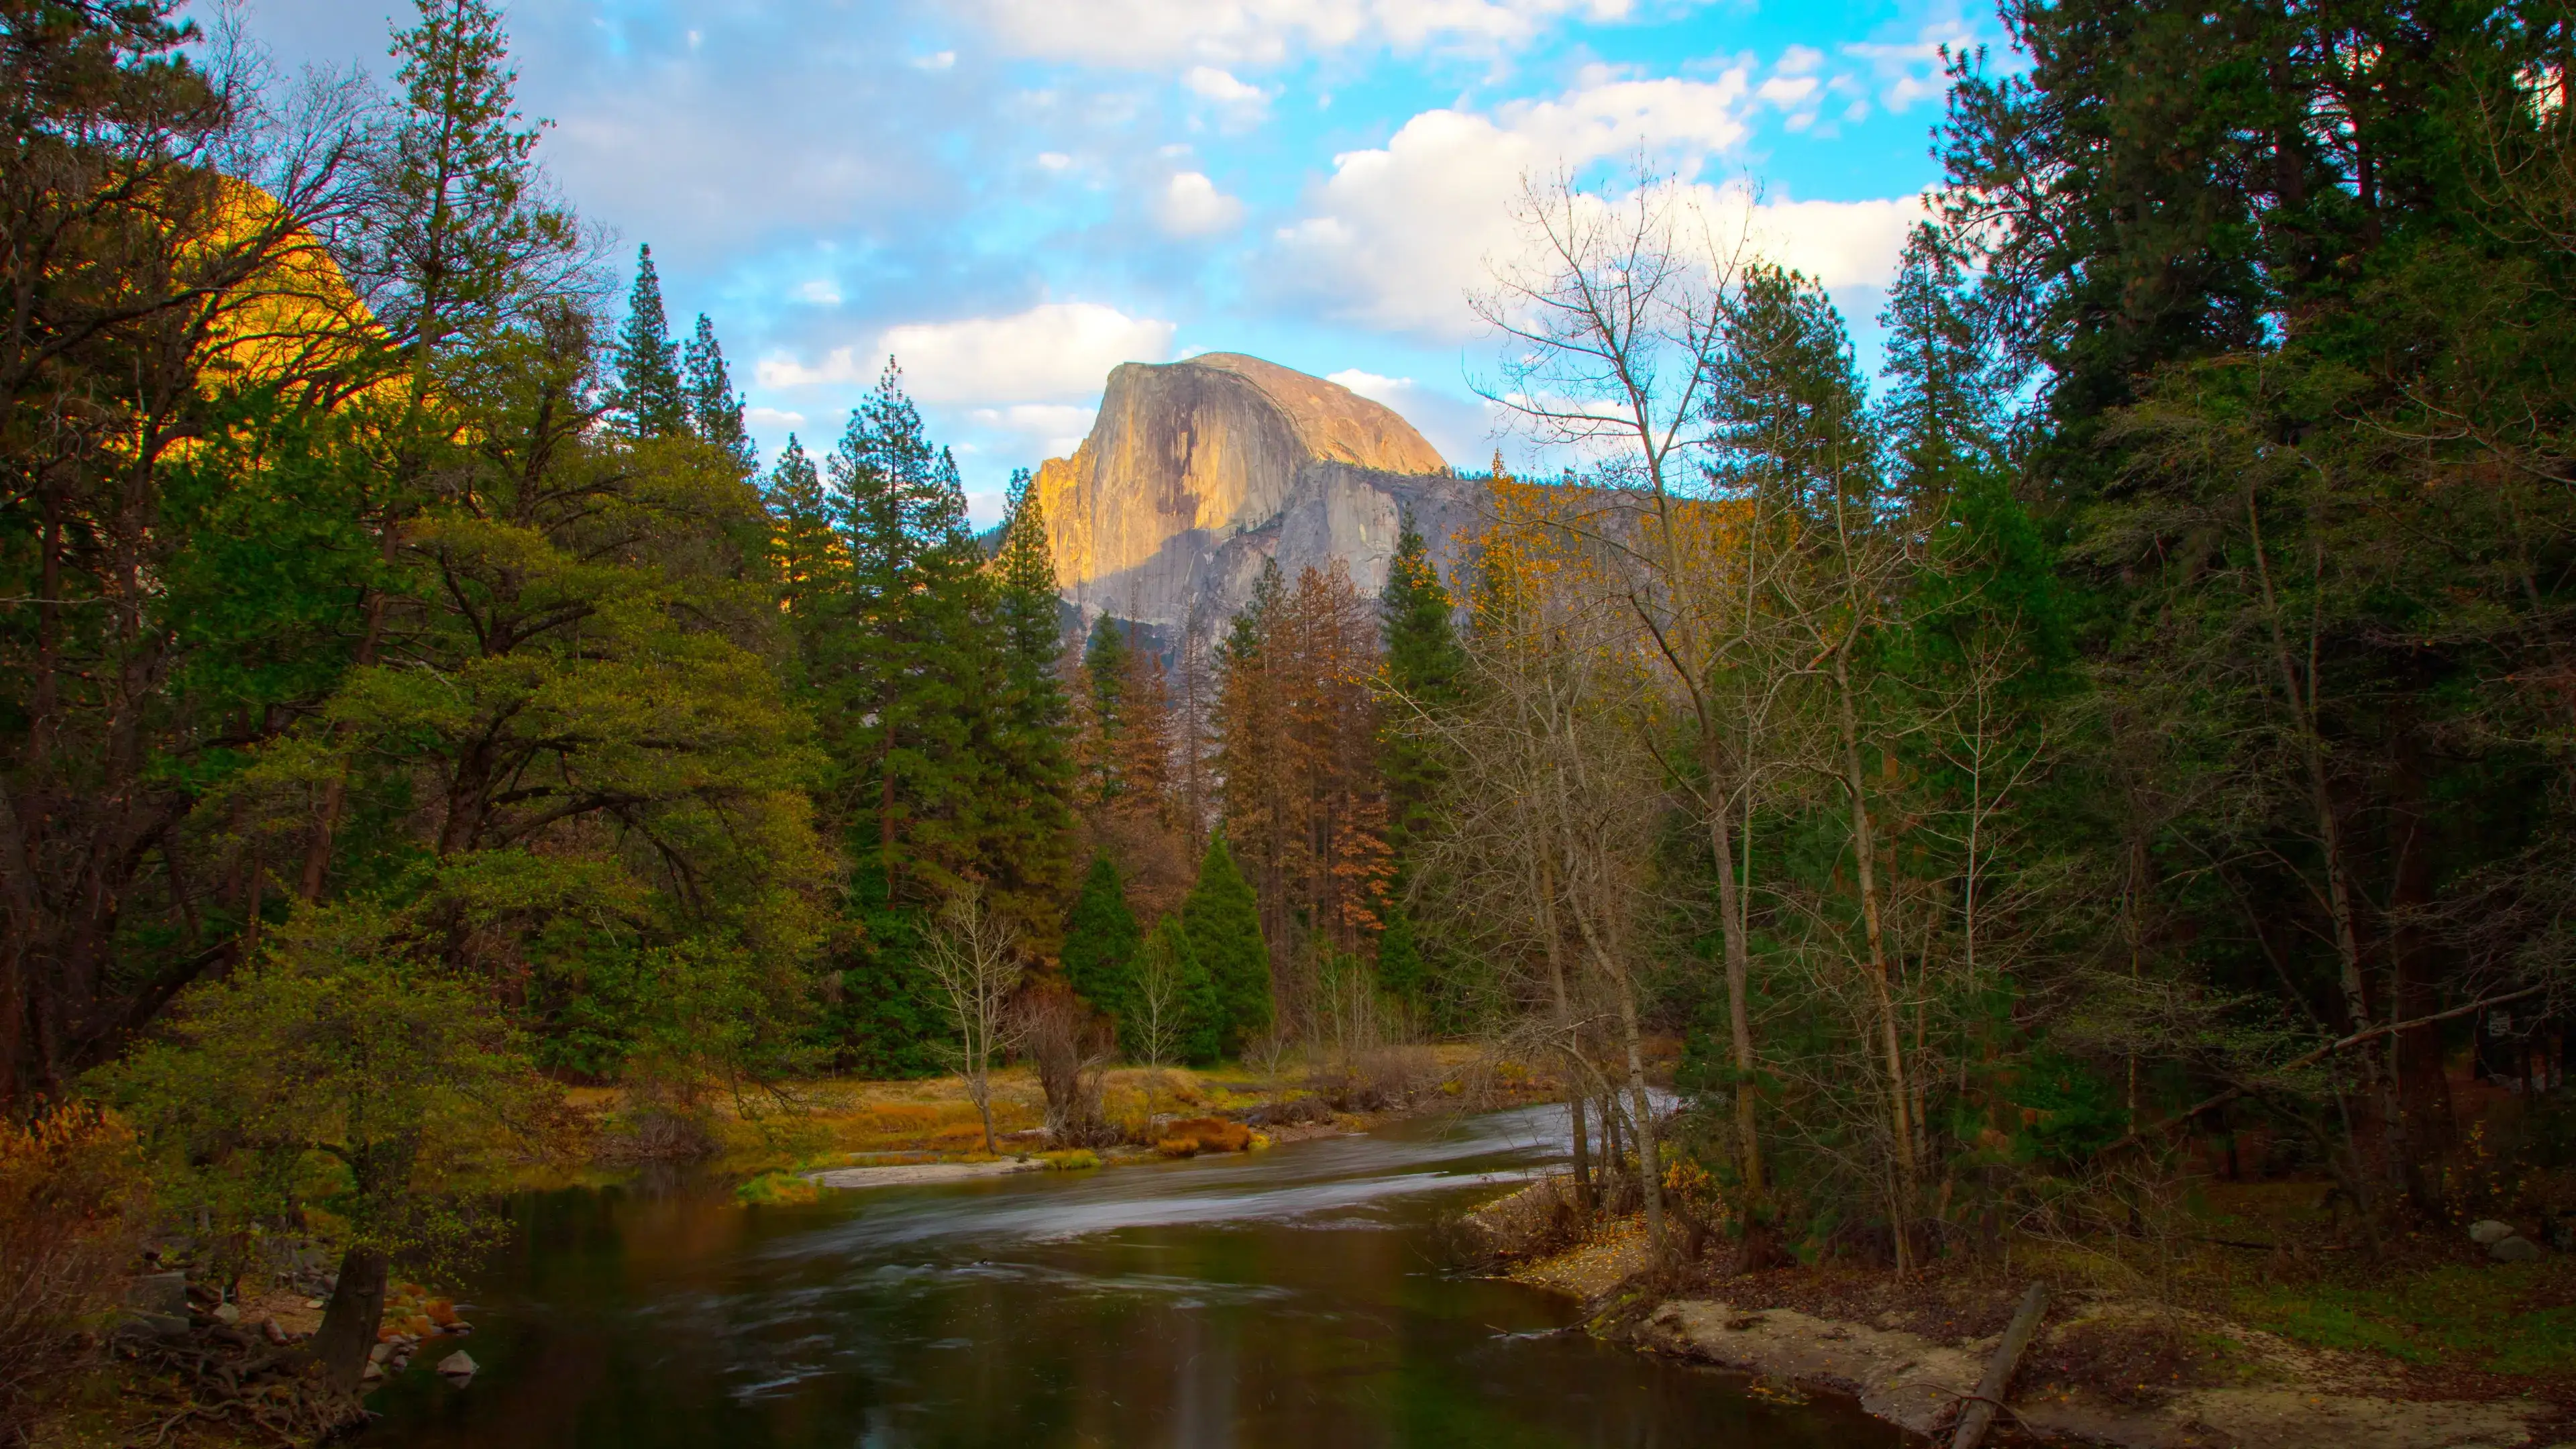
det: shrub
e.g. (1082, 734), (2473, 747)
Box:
(1160, 1117), (1252, 1154)
(1037, 1149), (1099, 1171)
(0, 1103), (144, 1438)
(735, 1171), (820, 1207)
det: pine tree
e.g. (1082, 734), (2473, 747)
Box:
(764, 435), (835, 625)
(1182, 835), (1271, 1054)
(1063, 855), (1140, 1026)
(819, 359), (983, 898)
(366, 0), (584, 376)
(684, 313), (755, 474)
(1148, 914), (1222, 1065)
(614, 245), (686, 436)
(1379, 511), (1464, 865)
(971, 470), (1077, 938)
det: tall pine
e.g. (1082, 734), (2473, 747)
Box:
(684, 313), (755, 474)
(613, 244), (685, 436)
(1062, 855), (1141, 1028)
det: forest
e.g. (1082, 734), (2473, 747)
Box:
(6, 0), (2576, 1434)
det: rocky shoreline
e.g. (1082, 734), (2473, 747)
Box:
(1464, 1180), (2564, 1449)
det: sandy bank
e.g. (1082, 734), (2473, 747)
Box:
(806, 1159), (1043, 1188)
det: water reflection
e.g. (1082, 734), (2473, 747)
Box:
(364, 1106), (1896, 1448)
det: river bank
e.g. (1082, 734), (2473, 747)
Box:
(1468, 1179), (2576, 1449)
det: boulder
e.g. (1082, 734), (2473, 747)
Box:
(110, 1309), (190, 1342)
(436, 1350), (476, 1380)
(2469, 1219), (2516, 1245)
(210, 1301), (239, 1324)
(2492, 1234), (2544, 1263)
(124, 1271), (187, 1316)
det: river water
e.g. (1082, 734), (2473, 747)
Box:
(362, 1106), (1898, 1448)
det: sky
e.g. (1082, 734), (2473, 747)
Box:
(215, 0), (2001, 524)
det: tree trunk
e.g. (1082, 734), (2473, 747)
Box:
(1833, 649), (1917, 1261)
(2387, 719), (2451, 1214)
(1707, 767), (1763, 1197)
(311, 1244), (388, 1392)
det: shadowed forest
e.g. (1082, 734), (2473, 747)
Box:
(9, 0), (2576, 1440)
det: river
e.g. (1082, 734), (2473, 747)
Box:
(362, 1105), (1899, 1447)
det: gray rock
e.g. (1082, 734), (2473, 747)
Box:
(368, 1342), (393, 1364)
(125, 1271), (187, 1316)
(2492, 1234), (2544, 1263)
(211, 1301), (239, 1324)
(2469, 1219), (2517, 1245)
(435, 1350), (476, 1379)
(110, 1309), (191, 1342)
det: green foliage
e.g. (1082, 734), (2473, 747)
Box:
(1182, 836), (1271, 1054)
(1063, 855), (1142, 1024)
(95, 904), (551, 1271)
(1141, 913), (1221, 1065)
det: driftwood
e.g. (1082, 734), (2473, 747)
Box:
(1949, 1281), (2048, 1449)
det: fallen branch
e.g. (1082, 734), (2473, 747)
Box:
(1950, 1281), (2047, 1449)
(2104, 985), (2546, 1155)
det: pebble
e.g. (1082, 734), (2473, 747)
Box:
(437, 1350), (477, 1380)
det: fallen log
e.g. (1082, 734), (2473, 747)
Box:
(1949, 1281), (2048, 1449)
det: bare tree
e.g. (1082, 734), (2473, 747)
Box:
(921, 885), (1025, 1155)
(1130, 922), (1187, 1132)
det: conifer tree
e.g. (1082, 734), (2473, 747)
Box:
(820, 360), (982, 896)
(1063, 855), (1142, 1028)
(1182, 835), (1271, 1054)
(973, 470), (1077, 938)
(684, 313), (755, 474)
(364, 0), (586, 378)
(614, 244), (686, 436)
(764, 435), (835, 625)
(1144, 914), (1222, 1065)
(1378, 511), (1465, 1006)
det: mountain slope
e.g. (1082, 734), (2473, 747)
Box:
(1034, 354), (1481, 631)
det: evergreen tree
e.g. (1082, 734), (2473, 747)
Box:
(614, 244), (686, 436)
(684, 313), (755, 474)
(819, 360), (983, 898)
(365, 0), (585, 377)
(1147, 914), (1222, 1065)
(1181, 835), (1271, 1054)
(1377, 507), (1464, 1009)
(973, 469), (1077, 937)
(1062, 855), (1141, 1026)
(763, 435), (835, 626)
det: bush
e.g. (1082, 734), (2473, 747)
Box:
(1037, 1149), (1099, 1171)
(1159, 1117), (1252, 1154)
(0, 1103), (144, 1438)
(735, 1170), (820, 1207)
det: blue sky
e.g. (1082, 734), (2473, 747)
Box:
(221, 0), (2000, 523)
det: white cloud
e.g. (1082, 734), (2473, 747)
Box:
(1269, 72), (1754, 337)
(910, 50), (958, 70)
(1843, 28), (1979, 113)
(745, 407), (808, 429)
(961, 0), (1652, 68)
(969, 402), (1100, 460)
(756, 302), (1178, 406)
(1155, 171), (1247, 236)
(1325, 368), (1415, 405)
(1271, 68), (1926, 339)
(1185, 65), (1265, 105)
(795, 278), (843, 306)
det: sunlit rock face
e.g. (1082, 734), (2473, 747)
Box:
(1034, 353), (1482, 631)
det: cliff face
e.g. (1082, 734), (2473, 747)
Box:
(1035, 353), (1478, 630)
